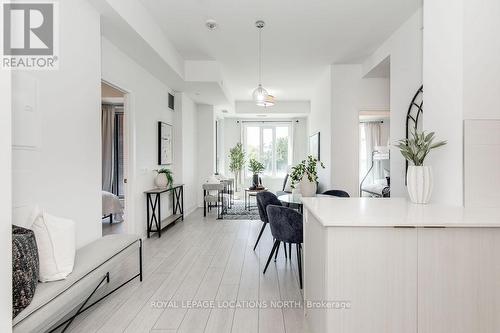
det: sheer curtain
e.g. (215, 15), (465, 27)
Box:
(102, 104), (115, 192)
(359, 122), (381, 184)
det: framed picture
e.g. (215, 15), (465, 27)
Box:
(158, 121), (173, 165)
(309, 132), (320, 160)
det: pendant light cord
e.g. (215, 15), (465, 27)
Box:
(258, 26), (263, 85)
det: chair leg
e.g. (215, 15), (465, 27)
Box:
(289, 243), (292, 259)
(284, 242), (288, 260)
(263, 240), (280, 274)
(274, 241), (280, 262)
(253, 222), (267, 251)
(297, 243), (303, 289)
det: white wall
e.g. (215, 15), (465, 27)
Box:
(102, 37), (177, 237)
(363, 9), (423, 197)
(1, 65), (12, 329)
(197, 104), (216, 206)
(12, 0), (102, 248)
(330, 66), (390, 197)
(423, 0), (463, 206)
(179, 93), (198, 214)
(309, 68), (332, 192)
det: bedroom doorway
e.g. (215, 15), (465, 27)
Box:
(101, 81), (128, 235)
(359, 110), (390, 197)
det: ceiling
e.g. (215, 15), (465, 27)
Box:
(140, 0), (421, 101)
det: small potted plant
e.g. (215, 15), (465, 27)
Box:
(290, 155), (325, 197)
(154, 168), (173, 188)
(396, 130), (446, 204)
(248, 158), (265, 189)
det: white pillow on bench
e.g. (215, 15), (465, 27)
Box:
(31, 211), (76, 282)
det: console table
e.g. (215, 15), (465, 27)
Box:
(144, 184), (184, 238)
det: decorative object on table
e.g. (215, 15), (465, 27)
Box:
(290, 155), (325, 197)
(12, 225), (39, 318)
(158, 121), (173, 165)
(309, 132), (321, 160)
(396, 130), (446, 204)
(30, 209), (76, 282)
(154, 167), (173, 188)
(248, 158), (265, 189)
(229, 142), (246, 191)
(405, 85), (424, 183)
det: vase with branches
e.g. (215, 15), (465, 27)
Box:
(229, 143), (245, 191)
(396, 130), (447, 203)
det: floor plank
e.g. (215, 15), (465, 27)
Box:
(71, 208), (307, 333)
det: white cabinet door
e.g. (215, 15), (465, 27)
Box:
(418, 228), (500, 333)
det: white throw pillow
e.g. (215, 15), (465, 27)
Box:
(31, 211), (76, 282)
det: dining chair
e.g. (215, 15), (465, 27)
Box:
(322, 189), (350, 197)
(255, 192), (288, 260)
(263, 204), (303, 289)
(202, 183), (228, 219)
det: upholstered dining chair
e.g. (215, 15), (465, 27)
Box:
(202, 183), (229, 219)
(322, 189), (350, 197)
(264, 204), (303, 289)
(255, 192), (281, 248)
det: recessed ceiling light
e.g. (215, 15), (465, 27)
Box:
(257, 114), (267, 118)
(205, 19), (218, 30)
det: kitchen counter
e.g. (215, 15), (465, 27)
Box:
(302, 197), (500, 333)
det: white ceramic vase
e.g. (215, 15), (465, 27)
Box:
(155, 173), (168, 188)
(406, 166), (433, 204)
(300, 176), (317, 197)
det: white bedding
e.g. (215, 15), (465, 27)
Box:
(102, 191), (124, 221)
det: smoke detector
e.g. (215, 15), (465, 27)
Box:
(205, 19), (218, 30)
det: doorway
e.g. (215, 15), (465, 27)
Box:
(358, 110), (390, 197)
(101, 81), (128, 235)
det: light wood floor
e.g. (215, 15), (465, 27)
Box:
(68, 208), (308, 333)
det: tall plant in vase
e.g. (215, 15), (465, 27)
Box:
(290, 155), (325, 197)
(396, 130), (446, 204)
(229, 143), (245, 191)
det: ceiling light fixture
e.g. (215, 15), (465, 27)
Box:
(256, 94), (275, 107)
(252, 20), (274, 107)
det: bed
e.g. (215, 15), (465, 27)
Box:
(102, 191), (124, 223)
(360, 147), (391, 198)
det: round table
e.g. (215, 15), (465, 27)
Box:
(278, 193), (304, 213)
(278, 193), (328, 213)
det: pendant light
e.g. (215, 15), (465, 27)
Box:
(252, 20), (271, 106)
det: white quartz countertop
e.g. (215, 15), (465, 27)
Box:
(301, 197), (500, 227)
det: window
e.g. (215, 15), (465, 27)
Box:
(243, 123), (292, 177)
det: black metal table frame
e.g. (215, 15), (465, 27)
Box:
(146, 185), (184, 238)
(244, 188), (267, 211)
(203, 188), (228, 219)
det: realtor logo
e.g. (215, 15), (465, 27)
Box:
(1, 1), (59, 69)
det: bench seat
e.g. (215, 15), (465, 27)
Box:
(13, 234), (141, 333)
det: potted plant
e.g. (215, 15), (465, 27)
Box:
(248, 158), (265, 189)
(396, 130), (446, 204)
(229, 143), (246, 191)
(290, 155), (325, 197)
(154, 168), (173, 188)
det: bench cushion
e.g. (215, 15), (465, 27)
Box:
(13, 234), (140, 332)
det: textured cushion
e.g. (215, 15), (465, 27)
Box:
(12, 226), (39, 318)
(13, 234), (140, 332)
(31, 211), (76, 282)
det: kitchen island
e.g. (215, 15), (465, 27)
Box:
(301, 197), (500, 333)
